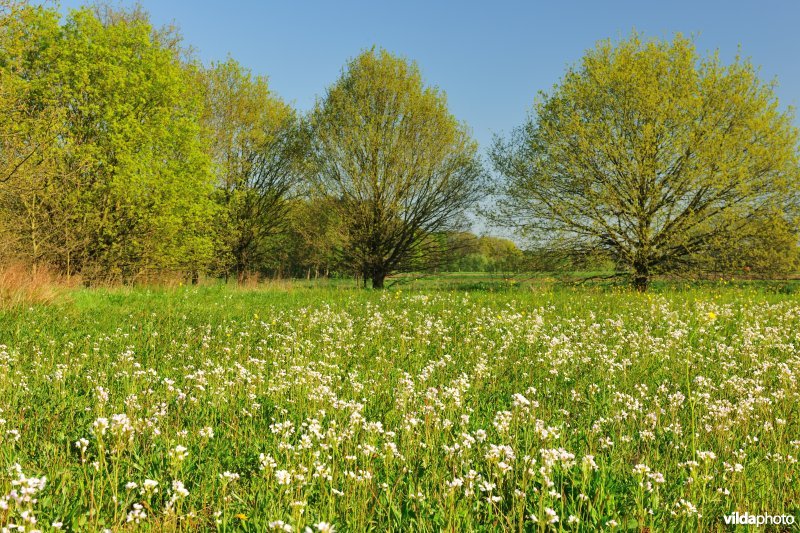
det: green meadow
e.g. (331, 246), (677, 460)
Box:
(0, 285), (798, 531)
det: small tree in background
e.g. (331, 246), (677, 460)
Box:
(491, 33), (799, 291)
(201, 59), (308, 283)
(311, 48), (485, 288)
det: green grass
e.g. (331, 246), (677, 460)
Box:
(0, 284), (799, 531)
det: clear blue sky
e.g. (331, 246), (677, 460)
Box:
(55, 0), (800, 154)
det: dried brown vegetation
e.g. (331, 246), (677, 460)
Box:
(0, 263), (70, 308)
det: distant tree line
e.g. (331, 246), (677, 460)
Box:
(1, 2), (798, 290)
(440, 233), (524, 273)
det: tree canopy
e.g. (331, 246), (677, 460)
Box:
(0, 3), (217, 281)
(201, 58), (307, 282)
(310, 48), (485, 288)
(2, 5), (798, 288)
(491, 33), (800, 290)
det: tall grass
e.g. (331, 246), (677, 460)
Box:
(0, 263), (66, 308)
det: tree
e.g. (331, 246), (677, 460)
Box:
(0, 4), (218, 280)
(201, 59), (306, 283)
(490, 33), (800, 291)
(443, 233), (524, 272)
(0, 1), (60, 187)
(279, 198), (343, 279)
(310, 48), (485, 288)
(0, 3), (73, 270)
(59, 6), (217, 280)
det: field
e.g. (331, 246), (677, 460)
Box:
(0, 284), (798, 531)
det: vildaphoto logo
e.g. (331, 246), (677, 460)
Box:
(723, 512), (796, 527)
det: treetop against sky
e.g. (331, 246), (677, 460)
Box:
(51, 0), (800, 153)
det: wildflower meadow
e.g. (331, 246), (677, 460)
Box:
(0, 285), (798, 531)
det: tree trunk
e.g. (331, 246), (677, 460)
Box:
(633, 261), (649, 292)
(372, 272), (386, 289)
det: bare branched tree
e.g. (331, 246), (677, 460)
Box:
(310, 48), (485, 288)
(202, 59), (307, 282)
(491, 34), (799, 290)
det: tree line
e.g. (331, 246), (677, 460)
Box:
(2, 2), (798, 290)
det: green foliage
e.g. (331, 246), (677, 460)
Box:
(4, 8), (799, 287)
(443, 233), (524, 272)
(201, 58), (306, 281)
(0, 3), (217, 280)
(701, 211), (800, 278)
(0, 3), (64, 262)
(273, 198), (344, 279)
(311, 48), (485, 288)
(491, 32), (800, 291)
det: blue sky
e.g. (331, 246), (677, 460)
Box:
(55, 0), (800, 154)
